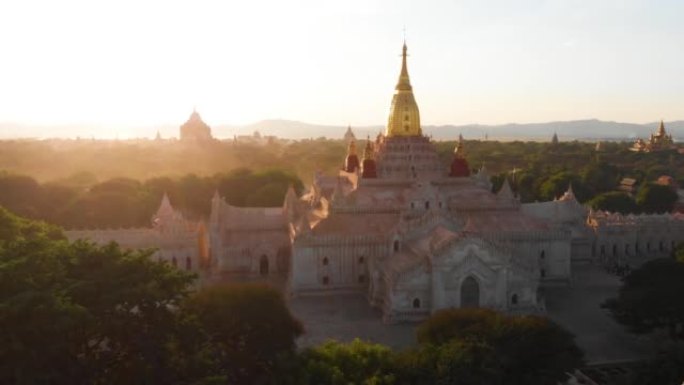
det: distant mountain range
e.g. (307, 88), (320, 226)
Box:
(2, 119), (683, 142)
(214, 119), (684, 142)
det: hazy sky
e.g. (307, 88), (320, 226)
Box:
(1, 0), (683, 135)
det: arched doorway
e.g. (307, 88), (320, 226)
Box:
(259, 255), (269, 276)
(460, 276), (480, 308)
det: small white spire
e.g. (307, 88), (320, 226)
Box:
(498, 178), (514, 199)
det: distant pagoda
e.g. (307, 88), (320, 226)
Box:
(180, 109), (213, 142)
(343, 125), (356, 141)
(631, 120), (675, 152)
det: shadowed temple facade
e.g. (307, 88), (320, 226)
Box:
(66, 43), (684, 323)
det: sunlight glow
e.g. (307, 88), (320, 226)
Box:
(1, 0), (683, 137)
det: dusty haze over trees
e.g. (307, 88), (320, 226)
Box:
(0, 139), (682, 229)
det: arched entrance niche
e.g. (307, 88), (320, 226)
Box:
(259, 255), (269, 276)
(460, 276), (480, 308)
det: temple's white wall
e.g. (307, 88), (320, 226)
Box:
(65, 227), (204, 273)
(589, 212), (684, 266)
(212, 229), (288, 275)
(291, 239), (383, 295)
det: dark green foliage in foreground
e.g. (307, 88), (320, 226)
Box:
(408, 308), (584, 385)
(0, 208), (304, 385)
(603, 258), (684, 340)
(295, 339), (397, 385)
(676, 243), (684, 263)
(396, 339), (498, 385)
(0, 205), (64, 243)
(176, 284), (304, 385)
(0, 208), (194, 384)
(632, 342), (684, 385)
(0, 209), (593, 385)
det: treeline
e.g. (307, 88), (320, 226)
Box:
(4, 138), (683, 190)
(437, 141), (682, 213)
(1, 139), (682, 224)
(0, 139), (347, 183)
(0, 207), (585, 385)
(0, 168), (303, 229)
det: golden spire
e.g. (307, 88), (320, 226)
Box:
(658, 119), (666, 136)
(386, 42), (422, 137)
(396, 42), (412, 91)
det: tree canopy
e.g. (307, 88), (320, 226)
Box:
(676, 243), (684, 263)
(0, 224), (194, 384)
(2, 139), (683, 229)
(1, 208), (307, 385)
(409, 308), (584, 385)
(175, 284), (304, 385)
(588, 191), (639, 214)
(603, 258), (684, 339)
(631, 342), (684, 385)
(296, 339), (397, 385)
(636, 183), (679, 214)
(0, 168), (303, 229)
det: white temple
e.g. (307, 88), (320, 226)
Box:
(66, 43), (684, 323)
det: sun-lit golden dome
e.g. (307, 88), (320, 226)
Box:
(386, 42), (421, 137)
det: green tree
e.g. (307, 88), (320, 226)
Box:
(538, 172), (588, 202)
(0, 207), (195, 384)
(245, 182), (289, 206)
(588, 191), (639, 214)
(296, 339), (397, 385)
(631, 342), (684, 385)
(64, 242), (194, 384)
(0, 205), (64, 243)
(412, 308), (583, 385)
(603, 258), (684, 339)
(397, 339), (503, 385)
(581, 161), (620, 195)
(676, 243), (684, 263)
(177, 284), (304, 385)
(636, 183), (678, 213)
(0, 173), (43, 218)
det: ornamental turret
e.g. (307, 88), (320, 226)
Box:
(657, 120), (666, 137)
(551, 132), (559, 145)
(449, 136), (470, 177)
(386, 42), (422, 137)
(343, 139), (360, 173)
(361, 138), (377, 178)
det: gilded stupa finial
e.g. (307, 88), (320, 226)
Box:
(396, 41), (412, 91)
(386, 41), (421, 137)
